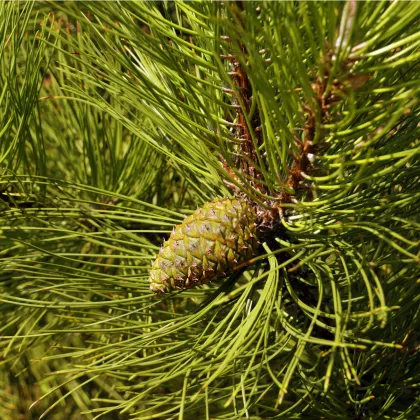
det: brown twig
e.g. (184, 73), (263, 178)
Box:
(221, 2), (369, 225)
(220, 3), (265, 196)
(280, 51), (370, 205)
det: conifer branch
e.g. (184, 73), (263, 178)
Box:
(220, 2), (266, 198)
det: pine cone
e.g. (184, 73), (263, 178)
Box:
(149, 198), (259, 292)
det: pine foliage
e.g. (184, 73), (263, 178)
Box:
(0, 1), (419, 419)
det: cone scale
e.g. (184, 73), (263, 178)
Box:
(149, 198), (259, 292)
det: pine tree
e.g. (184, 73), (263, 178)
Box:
(1, 1), (419, 418)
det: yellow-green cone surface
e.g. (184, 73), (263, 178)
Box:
(149, 198), (258, 293)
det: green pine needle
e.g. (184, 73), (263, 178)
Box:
(1, 1), (419, 419)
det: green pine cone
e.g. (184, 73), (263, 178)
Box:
(149, 198), (259, 292)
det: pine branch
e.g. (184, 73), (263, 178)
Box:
(1, 1), (419, 418)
